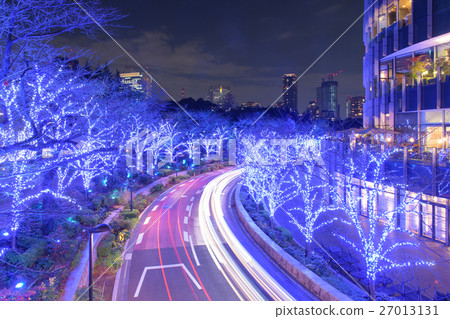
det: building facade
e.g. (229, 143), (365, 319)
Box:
(363, 0), (450, 148)
(346, 96), (365, 118)
(206, 85), (232, 108)
(282, 74), (298, 113)
(317, 80), (339, 120)
(120, 72), (144, 92)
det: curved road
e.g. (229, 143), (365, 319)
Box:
(113, 168), (316, 301)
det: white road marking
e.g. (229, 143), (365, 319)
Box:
(189, 236), (200, 266)
(190, 196), (195, 202)
(151, 205), (159, 212)
(136, 233), (144, 245)
(144, 217), (151, 225)
(184, 216), (188, 224)
(188, 204), (192, 217)
(185, 204), (191, 211)
(179, 183), (185, 187)
(124, 253), (132, 260)
(195, 190), (201, 194)
(183, 231), (189, 242)
(160, 196), (167, 201)
(181, 195), (187, 198)
(170, 189), (175, 193)
(134, 264), (201, 297)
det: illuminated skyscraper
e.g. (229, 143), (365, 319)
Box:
(119, 72), (144, 92)
(282, 74), (298, 113)
(206, 85), (232, 108)
(346, 96), (365, 119)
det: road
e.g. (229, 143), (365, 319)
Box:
(113, 168), (316, 301)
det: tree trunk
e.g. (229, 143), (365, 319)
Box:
(305, 241), (311, 259)
(42, 168), (56, 210)
(11, 230), (17, 250)
(369, 278), (376, 301)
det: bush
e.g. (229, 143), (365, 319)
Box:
(275, 226), (293, 242)
(121, 209), (139, 220)
(187, 170), (195, 176)
(91, 195), (106, 210)
(150, 183), (164, 193)
(22, 240), (47, 268)
(136, 174), (152, 185)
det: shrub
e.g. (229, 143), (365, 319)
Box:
(22, 240), (47, 268)
(121, 209), (139, 220)
(150, 183), (164, 193)
(187, 170), (195, 176)
(136, 174), (152, 185)
(275, 226), (293, 242)
(91, 195), (105, 210)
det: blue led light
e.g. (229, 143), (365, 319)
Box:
(2, 232), (9, 237)
(15, 282), (24, 289)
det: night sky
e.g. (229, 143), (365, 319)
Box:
(64, 0), (366, 116)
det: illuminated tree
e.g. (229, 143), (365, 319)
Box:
(283, 135), (336, 258)
(331, 147), (433, 300)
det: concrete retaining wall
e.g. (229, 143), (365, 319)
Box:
(234, 183), (353, 301)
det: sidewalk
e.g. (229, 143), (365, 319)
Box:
(277, 200), (450, 300)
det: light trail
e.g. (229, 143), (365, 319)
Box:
(198, 169), (295, 301)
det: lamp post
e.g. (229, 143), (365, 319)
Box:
(88, 223), (111, 301)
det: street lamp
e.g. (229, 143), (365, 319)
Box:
(88, 223), (111, 301)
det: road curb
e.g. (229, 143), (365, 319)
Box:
(234, 183), (353, 301)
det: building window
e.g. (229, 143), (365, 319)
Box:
(388, 5), (397, 27)
(398, 0), (411, 28)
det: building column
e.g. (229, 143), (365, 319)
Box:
(427, 0), (433, 39)
(432, 148), (437, 196)
(389, 79), (395, 129)
(402, 76), (406, 112)
(437, 66), (442, 109)
(381, 79), (387, 128)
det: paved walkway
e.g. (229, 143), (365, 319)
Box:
(274, 192), (450, 301)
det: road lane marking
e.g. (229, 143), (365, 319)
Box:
(195, 190), (201, 194)
(185, 204), (190, 211)
(136, 233), (144, 245)
(184, 216), (188, 224)
(151, 205), (159, 212)
(170, 189), (175, 193)
(144, 217), (151, 225)
(124, 253), (132, 260)
(188, 204), (192, 217)
(179, 183), (185, 187)
(190, 196), (195, 202)
(161, 196), (167, 201)
(189, 235), (201, 266)
(183, 231), (189, 242)
(134, 264), (201, 298)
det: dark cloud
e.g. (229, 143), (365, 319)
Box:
(61, 0), (365, 116)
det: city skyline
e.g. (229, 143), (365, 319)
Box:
(59, 0), (366, 117)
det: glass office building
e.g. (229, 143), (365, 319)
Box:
(363, 0), (450, 148)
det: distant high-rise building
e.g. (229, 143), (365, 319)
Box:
(346, 96), (365, 119)
(241, 102), (262, 109)
(120, 72), (144, 92)
(303, 100), (320, 120)
(206, 85), (232, 108)
(316, 87), (323, 110)
(282, 74), (298, 113)
(321, 80), (338, 119)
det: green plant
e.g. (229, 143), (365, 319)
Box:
(150, 183), (164, 193)
(121, 209), (139, 219)
(21, 240), (47, 268)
